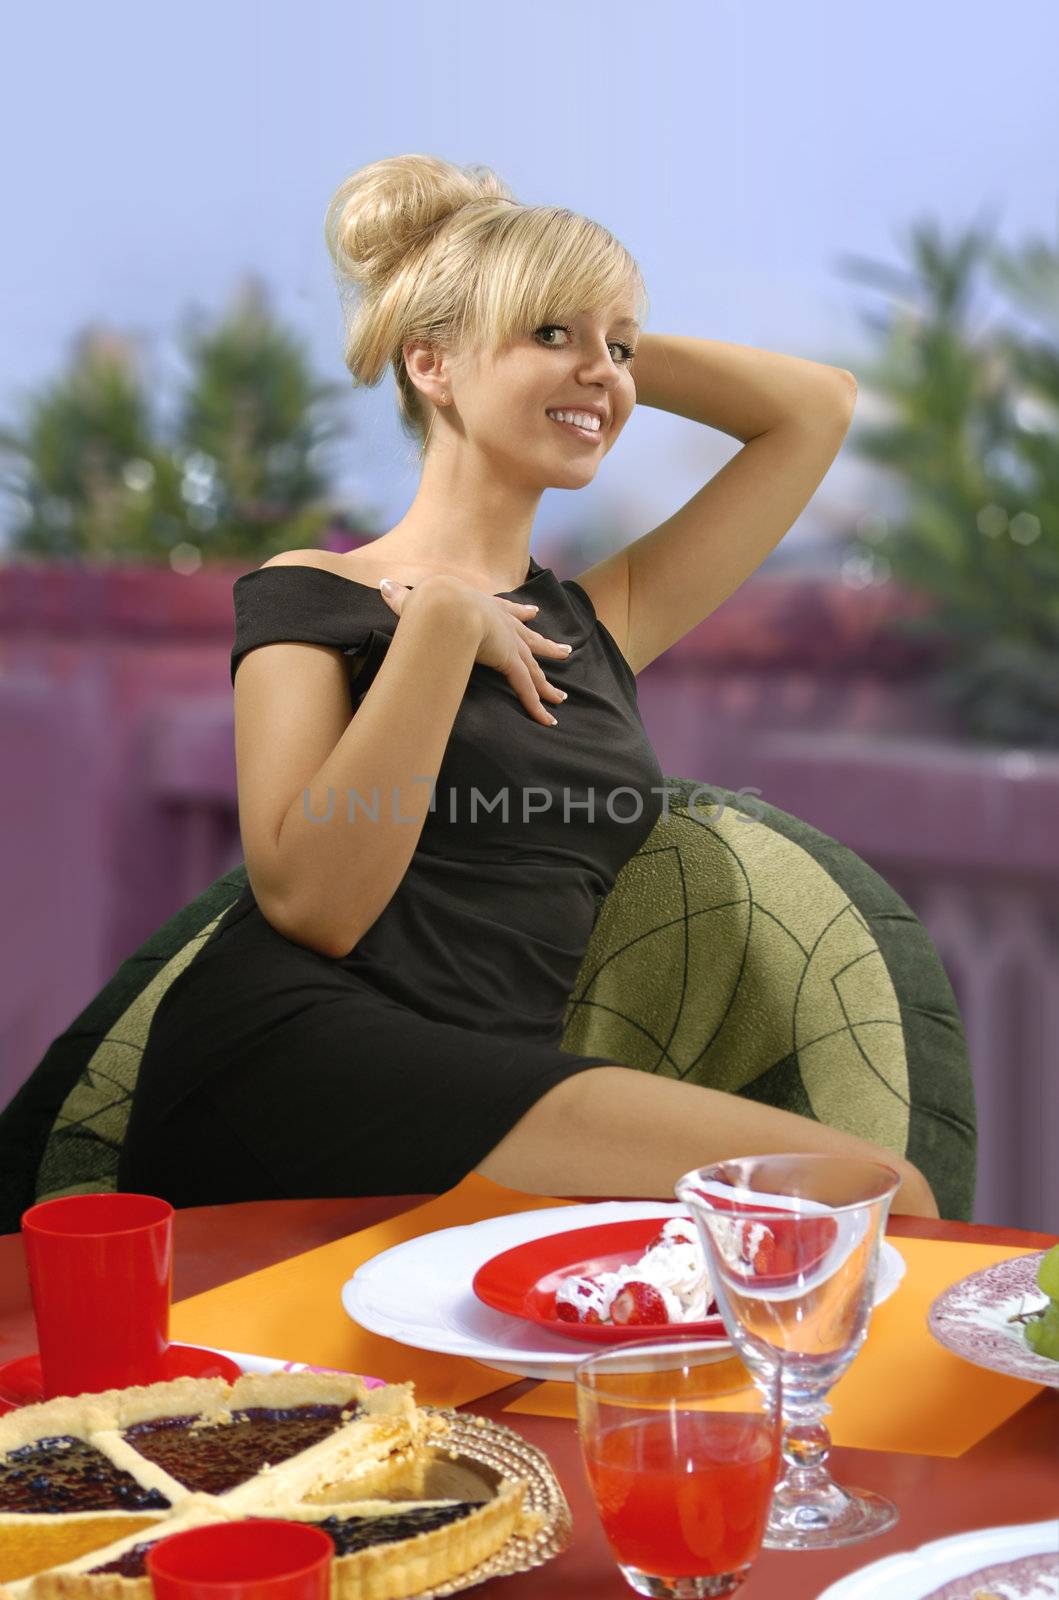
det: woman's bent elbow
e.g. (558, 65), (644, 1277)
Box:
(256, 889), (350, 960)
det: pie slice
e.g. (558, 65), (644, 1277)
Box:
(108, 1374), (430, 1511)
(0, 1394), (177, 1585)
(277, 1484), (538, 1600)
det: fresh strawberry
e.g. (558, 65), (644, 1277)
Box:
(609, 1281), (671, 1326)
(555, 1276), (609, 1324)
(555, 1301), (602, 1325)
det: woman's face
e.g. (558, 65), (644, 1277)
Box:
(417, 301), (640, 490)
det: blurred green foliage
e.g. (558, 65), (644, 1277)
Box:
(0, 274), (361, 567)
(832, 208), (1059, 749)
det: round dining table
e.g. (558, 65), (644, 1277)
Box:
(1, 1199), (1055, 1598)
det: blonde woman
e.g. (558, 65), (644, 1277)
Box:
(119, 154), (938, 1217)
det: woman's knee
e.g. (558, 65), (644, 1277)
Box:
(473, 1066), (654, 1194)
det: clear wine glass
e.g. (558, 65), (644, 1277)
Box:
(675, 1153), (901, 1551)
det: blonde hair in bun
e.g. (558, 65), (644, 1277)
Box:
(324, 152), (647, 458)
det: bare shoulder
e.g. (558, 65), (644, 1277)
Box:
(258, 548), (346, 573)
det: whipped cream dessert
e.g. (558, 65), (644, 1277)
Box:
(554, 1218), (716, 1327)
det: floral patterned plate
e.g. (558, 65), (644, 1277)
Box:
(816, 1520), (1057, 1599)
(927, 1251), (1059, 1388)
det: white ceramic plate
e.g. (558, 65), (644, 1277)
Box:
(815, 1519), (1058, 1599)
(202, 1348), (384, 1382)
(339, 1201), (907, 1384)
(928, 1252), (1059, 1389)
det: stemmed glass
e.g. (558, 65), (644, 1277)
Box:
(675, 1153), (901, 1551)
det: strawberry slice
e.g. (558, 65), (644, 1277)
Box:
(555, 1301), (602, 1325)
(609, 1281), (671, 1326)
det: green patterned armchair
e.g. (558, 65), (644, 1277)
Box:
(0, 777), (977, 1229)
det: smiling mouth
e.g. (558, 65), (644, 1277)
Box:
(546, 414), (604, 444)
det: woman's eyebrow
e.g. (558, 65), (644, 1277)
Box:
(569, 311), (640, 333)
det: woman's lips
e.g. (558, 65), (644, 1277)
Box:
(547, 413), (603, 444)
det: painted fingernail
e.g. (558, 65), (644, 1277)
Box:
(549, 714), (558, 725)
(558, 690), (568, 701)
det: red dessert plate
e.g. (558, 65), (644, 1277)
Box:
(472, 1217), (726, 1345)
(0, 1343), (244, 1414)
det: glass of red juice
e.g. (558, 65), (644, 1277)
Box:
(575, 1341), (781, 1598)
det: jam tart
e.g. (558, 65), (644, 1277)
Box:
(0, 1372), (539, 1600)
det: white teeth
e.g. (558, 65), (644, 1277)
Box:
(546, 409), (601, 432)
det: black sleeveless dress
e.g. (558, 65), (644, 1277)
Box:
(118, 554), (666, 1204)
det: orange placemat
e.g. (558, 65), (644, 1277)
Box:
(171, 1173), (573, 1409)
(504, 1238), (1046, 1458)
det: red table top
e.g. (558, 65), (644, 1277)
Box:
(1, 1199), (1056, 1599)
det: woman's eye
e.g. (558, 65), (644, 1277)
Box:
(535, 324), (636, 365)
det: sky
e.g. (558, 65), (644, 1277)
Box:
(2, 0), (1056, 573)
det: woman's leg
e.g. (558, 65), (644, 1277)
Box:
(475, 1066), (939, 1218)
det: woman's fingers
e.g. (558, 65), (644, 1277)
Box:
(516, 639), (565, 708)
(503, 597), (573, 659)
(523, 627), (575, 660)
(517, 636), (565, 697)
(497, 599), (569, 723)
(512, 642), (562, 725)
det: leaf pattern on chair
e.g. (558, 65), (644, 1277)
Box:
(561, 780), (911, 1157)
(35, 907), (234, 1203)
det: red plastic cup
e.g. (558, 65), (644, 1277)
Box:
(21, 1192), (173, 1399)
(147, 1522), (333, 1600)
